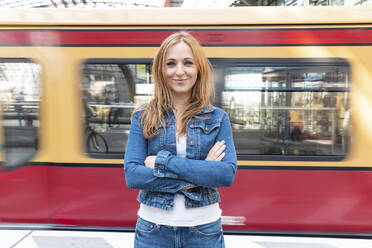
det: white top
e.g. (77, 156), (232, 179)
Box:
(138, 135), (221, 226)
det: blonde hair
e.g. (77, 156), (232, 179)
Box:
(133, 31), (214, 139)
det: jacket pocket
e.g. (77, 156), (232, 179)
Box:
(193, 120), (221, 157)
(194, 121), (221, 134)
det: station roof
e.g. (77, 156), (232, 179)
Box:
(0, 0), (234, 8)
(0, 7), (371, 26)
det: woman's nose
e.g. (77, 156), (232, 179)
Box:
(175, 64), (185, 76)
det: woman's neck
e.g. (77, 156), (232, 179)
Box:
(172, 94), (189, 115)
(172, 94), (189, 135)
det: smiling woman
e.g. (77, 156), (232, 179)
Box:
(124, 32), (237, 248)
(164, 41), (198, 99)
(141, 32), (215, 139)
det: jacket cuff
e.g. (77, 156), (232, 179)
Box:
(154, 150), (178, 178)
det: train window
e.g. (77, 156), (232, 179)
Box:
(0, 59), (41, 166)
(81, 58), (350, 161)
(81, 61), (152, 156)
(212, 59), (350, 159)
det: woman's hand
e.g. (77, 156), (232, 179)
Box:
(205, 140), (226, 161)
(144, 156), (157, 168)
(145, 140), (226, 168)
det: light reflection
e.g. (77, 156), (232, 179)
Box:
(81, 60), (351, 157)
(221, 63), (350, 156)
(0, 61), (40, 166)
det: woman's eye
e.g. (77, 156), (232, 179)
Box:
(185, 61), (193, 66)
(166, 62), (175, 66)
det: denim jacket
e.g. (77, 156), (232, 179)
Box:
(124, 105), (237, 210)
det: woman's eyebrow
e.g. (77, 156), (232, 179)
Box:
(166, 57), (194, 60)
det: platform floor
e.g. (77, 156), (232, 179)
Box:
(1, 230), (372, 248)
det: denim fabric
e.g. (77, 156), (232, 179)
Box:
(124, 105), (237, 210)
(134, 216), (225, 248)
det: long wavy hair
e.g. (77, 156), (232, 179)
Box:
(133, 31), (214, 139)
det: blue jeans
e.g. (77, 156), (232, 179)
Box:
(134, 217), (225, 248)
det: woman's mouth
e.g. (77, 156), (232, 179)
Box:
(174, 79), (187, 83)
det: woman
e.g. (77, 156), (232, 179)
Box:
(124, 32), (237, 248)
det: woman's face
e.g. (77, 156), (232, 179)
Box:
(164, 41), (198, 98)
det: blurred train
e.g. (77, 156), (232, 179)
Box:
(0, 7), (372, 238)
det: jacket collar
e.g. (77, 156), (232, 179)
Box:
(165, 104), (215, 117)
(196, 104), (215, 115)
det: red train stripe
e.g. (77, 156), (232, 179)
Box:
(0, 29), (371, 46)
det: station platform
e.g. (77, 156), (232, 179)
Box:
(2, 229), (372, 248)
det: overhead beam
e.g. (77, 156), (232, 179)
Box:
(164, 0), (184, 7)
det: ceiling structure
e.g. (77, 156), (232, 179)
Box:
(0, 0), (235, 8)
(0, 0), (165, 8)
(0, 0), (368, 10)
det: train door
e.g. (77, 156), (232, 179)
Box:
(0, 59), (50, 223)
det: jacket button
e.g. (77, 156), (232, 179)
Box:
(190, 124), (194, 128)
(188, 202), (193, 207)
(205, 127), (209, 132)
(189, 141), (194, 146)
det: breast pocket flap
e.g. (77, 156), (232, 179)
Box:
(194, 121), (221, 134)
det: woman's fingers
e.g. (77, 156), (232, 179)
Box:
(215, 143), (226, 155)
(214, 143), (226, 161)
(216, 152), (226, 161)
(144, 155), (156, 168)
(205, 140), (226, 161)
(213, 140), (225, 155)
